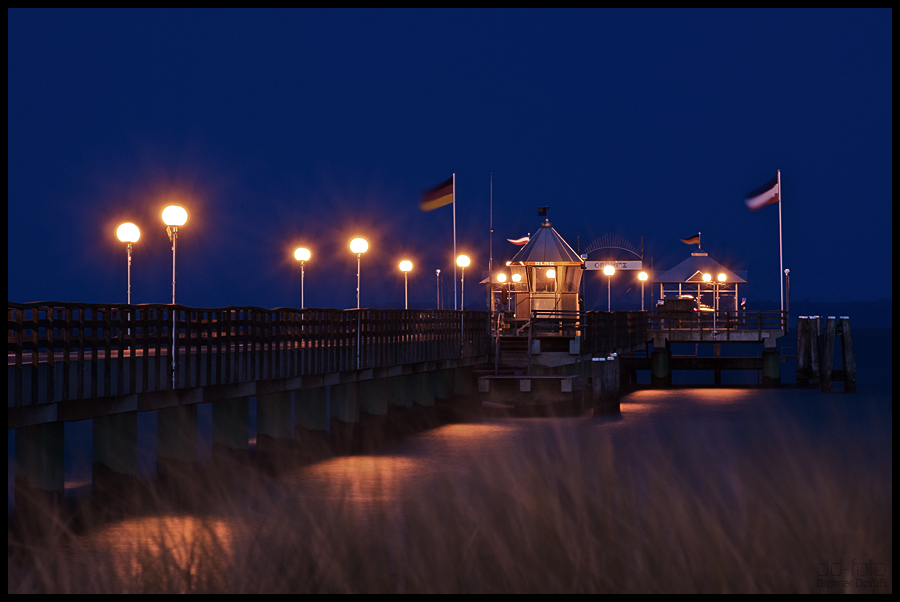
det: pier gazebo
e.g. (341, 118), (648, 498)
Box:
(655, 251), (746, 311)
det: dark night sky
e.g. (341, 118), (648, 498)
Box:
(7, 9), (892, 310)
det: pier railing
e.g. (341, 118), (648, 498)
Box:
(647, 309), (787, 337)
(8, 302), (491, 407)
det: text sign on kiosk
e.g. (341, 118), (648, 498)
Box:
(586, 260), (642, 271)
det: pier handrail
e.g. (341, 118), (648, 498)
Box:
(8, 302), (491, 408)
(647, 309), (787, 336)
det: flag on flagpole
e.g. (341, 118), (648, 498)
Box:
(420, 177), (454, 211)
(680, 233), (700, 245)
(745, 175), (780, 210)
(507, 236), (530, 246)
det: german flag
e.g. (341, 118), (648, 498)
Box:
(420, 177), (454, 211)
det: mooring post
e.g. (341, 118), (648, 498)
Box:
(839, 317), (857, 393)
(821, 317), (836, 392)
(809, 316), (821, 386)
(796, 317), (810, 387)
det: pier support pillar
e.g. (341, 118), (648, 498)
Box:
(762, 348), (781, 387)
(212, 396), (249, 452)
(331, 382), (360, 423)
(15, 422), (65, 496)
(388, 375), (414, 409)
(93, 411), (138, 482)
(359, 378), (389, 416)
(296, 387), (328, 431)
(413, 371), (434, 407)
(651, 348), (672, 387)
(592, 356), (620, 414)
(157, 404), (198, 465)
(257, 391), (293, 453)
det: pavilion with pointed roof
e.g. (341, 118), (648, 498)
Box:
(655, 251), (746, 311)
(505, 218), (585, 319)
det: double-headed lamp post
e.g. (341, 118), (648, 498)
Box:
(350, 238), (368, 309)
(456, 254), (470, 311)
(603, 264), (616, 311)
(116, 222), (140, 304)
(294, 247), (311, 309)
(399, 260), (413, 310)
(638, 271), (648, 311)
(162, 205), (187, 387)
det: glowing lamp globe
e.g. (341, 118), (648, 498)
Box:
(116, 222), (140, 243)
(717, 273), (727, 282)
(702, 273), (712, 282)
(603, 265), (615, 276)
(162, 205), (188, 227)
(546, 268), (556, 279)
(399, 260), (413, 273)
(294, 247), (311, 262)
(456, 255), (470, 268)
(350, 238), (368, 254)
(496, 273), (507, 283)
(638, 271), (648, 282)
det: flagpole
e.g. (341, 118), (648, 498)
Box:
(778, 169), (784, 312)
(489, 173), (493, 314)
(453, 172), (458, 310)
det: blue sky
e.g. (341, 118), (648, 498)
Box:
(8, 9), (892, 309)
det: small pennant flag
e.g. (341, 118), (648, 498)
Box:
(420, 177), (454, 211)
(680, 233), (700, 245)
(538, 206), (549, 217)
(745, 176), (780, 210)
(507, 236), (530, 246)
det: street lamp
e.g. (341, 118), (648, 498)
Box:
(638, 271), (648, 311)
(456, 254), (470, 310)
(350, 237), (368, 309)
(116, 222), (140, 304)
(162, 205), (188, 304)
(399, 260), (412, 310)
(603, 264), (615, 311)
(294, 247), (311, 309)
(162, 204), (187, 387)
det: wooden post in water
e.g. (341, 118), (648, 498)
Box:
(796, 317), (811, 387)
(820, 317), (836, 392)
(809, 316), (821, 387)
(839, 317), (857, 393)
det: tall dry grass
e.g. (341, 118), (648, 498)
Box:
(8, 417), (892, 593)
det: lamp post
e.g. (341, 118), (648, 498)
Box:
(350, 238), (368, 309)
(162, 204), (187, 387)
(116, 222), (140, 304)
(294, 247), (311, 309)
(435, 269), (441, 310)
(350, 237), (368, 370)
(456, 254), (470, 311)
(603, 264), (615, 311)
(638, 271), (648, 311)
(399, 260), (412, 310)
(714, 273), (727, 333)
